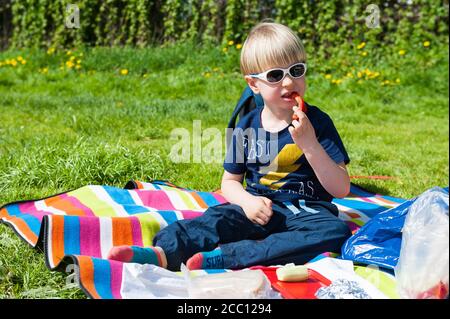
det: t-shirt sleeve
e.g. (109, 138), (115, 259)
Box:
(317, 115), (350, 165)
(223, 127), (247, 174)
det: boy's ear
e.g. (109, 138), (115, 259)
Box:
(244, 75), (260, 94)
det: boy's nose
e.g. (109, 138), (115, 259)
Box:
(281, 74), (294, 87)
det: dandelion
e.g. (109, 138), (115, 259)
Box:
(357, 71), (363, 78)
(236, 44), (242, 50)
(39, 67), (48, 74)
(423, 41), (430, 47)
(143, 73), (148, 78)
(10, 59), (17, 67)
(398, 49), (406, 56)
(228, 40), (234, 46)
(222, 47), (228, 53)
(66, 50), (72, 56)
(357, 42), (366, 49)
(383, 80), (391, 85)
(20, 59), (26, 65)
(47, 47), (55, 55)
(76, 59), (81, 64)
(17, 56), (23, 61)
(325, 74), (332, 79)
(66, 60), (75, 68)
(213, 67), (219, 72)
(346, 72), (353, 78)
(120, 69), (129, 75)
(203, 72), (211, 78)
(395, 78), (401, 83)
(361, 51), (368, 57)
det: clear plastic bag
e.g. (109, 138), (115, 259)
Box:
(394, 187), (449, 299)
(181, 264), (280, 299)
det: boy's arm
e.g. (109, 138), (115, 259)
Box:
(303, 147), (350, 198)
(221, 171), (273, 225)
(221, 171), (254, 205)
(289, 109), (350, 198)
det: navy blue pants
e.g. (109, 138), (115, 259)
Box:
(153, 201), (352, 271)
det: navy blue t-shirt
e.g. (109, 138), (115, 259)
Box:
(224, 104), (350, 202)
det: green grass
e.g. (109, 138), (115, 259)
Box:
(0, 42), (448, 298)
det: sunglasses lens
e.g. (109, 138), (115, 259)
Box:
(290, 64), (306, 77)
(266, 69), (284, 82)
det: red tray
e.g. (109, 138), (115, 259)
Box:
(250, 266), (332, 299)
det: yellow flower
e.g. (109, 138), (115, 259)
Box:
(75, 65), (81, 70)
(325, 74), (332, 79)
(40, 67), (48, 74)
(372, 71), (380, 78)
(335, 79), (342, 84)
(361, 51), (368, 57)
(66, 60), (75, 68)
(66, 50), (72, 56)
(213, 67), (219, 72)
(357, 42), (366, 49)
(120, 69), (129, 75)
(346, 72), (353, 78)
(21, 59), (26, 65)
(383, 80), (390, 85)
(204, 72), (211, 78)
(236, 44), (242, 50)
(423, 41), (430, 47)
(10, 59), (17, 67)
(228, 40), (234, 46)
(222, 47), (228, 53)
(143, 73), (148, 78)
(77, 59), (81, 64)
(398, 49), (406, 56)
(357, 71), (363, 78)
(17, 56), (23, 61)
(395, 78), (401, 83)
(47, 47), (55, 55)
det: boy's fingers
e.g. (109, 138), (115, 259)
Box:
(291, 120), (301, 129)
(254, 216), (266, 225)
(261, 205), (273, 218)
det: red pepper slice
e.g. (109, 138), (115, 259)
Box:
(291, 93), (306, 121)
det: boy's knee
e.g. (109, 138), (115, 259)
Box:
(331, 220), (352, 241)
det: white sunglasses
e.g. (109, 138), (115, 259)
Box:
(249, 62), (307, 84)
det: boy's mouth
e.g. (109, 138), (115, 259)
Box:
(281, 92), (298, 100)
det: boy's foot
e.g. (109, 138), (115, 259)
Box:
(107, 245), (167, 268)
(187, 248), (224, 269)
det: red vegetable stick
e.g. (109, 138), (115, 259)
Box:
(291, 93), (306, 121)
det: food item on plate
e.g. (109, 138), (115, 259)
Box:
(276, 265), (309, 282)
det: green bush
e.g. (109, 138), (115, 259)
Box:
(0, 0), (448, 58)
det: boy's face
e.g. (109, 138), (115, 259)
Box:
(245, 62), (307, 112)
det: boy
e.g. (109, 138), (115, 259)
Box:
(108, 22), (352, 271)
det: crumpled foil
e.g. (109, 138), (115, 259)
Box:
(315, 279), (372, 299)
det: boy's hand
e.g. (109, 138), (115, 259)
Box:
(288, 106), (319, 152)
(241, 196), (273, 226)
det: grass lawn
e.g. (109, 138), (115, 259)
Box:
(0, 43), (448, 298)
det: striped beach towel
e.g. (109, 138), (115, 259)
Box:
(0, 180), (405, 299)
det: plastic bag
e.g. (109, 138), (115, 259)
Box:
(394, 187), (449, 299)
(340, 198), (413, 269)
(181, 264), (280, 299)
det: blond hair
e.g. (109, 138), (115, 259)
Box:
(240, 22), (306, 75)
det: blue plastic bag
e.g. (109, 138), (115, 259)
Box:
(341, 187), (448, 270)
